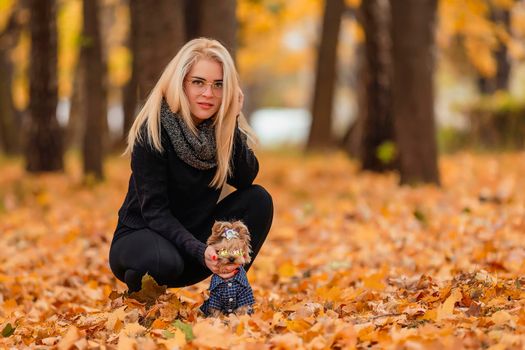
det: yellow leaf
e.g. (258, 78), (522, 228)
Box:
(150, 319), (168, 329)
(121, 322), (146, 337)
(421, 308), (437, 321)
(236, 320), (244, 336)
(192, 320), (233, 349)
(316, 286), (342, 302)
(106, 306), (127, 332)
(272, 311), (285, 326)
(491, 310), (517, 327)
(437, 288), (462, 321)
(278, 262), (298, 278)
(357, 324), (375, 342)
(57, 326), (82, 350)
(270, 333), (304, 349)
(363, 273), (386, 291)
(36, 191), (50, 207)
(117, 333), (137, 350)
(286, 318), (312, 333)
(2, 299), (17, 312)
(334, 323), (357, 349)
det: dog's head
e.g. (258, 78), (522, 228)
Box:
(207, 220), (252, 267)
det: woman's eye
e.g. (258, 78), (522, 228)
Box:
(192, 80), (204, 86)
(213, 82), (223, 89)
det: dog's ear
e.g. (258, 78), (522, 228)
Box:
(207, 221), (227, 245)
(243, 243), (252, 264)
(233, 221), (250, 244)
(233, 221), (252, 263)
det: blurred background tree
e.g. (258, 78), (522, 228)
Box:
(343, 0), (395, 173)
(0, 0), (524, 185)
(26, 0), (64, 172)
(391, 0), (440, 185)
(80, 0), (106, 180)
(307, 0), (344, 150)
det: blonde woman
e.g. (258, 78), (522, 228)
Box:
(109, 38), (273, 292)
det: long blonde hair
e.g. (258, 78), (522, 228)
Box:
(125, 38), (256, 189)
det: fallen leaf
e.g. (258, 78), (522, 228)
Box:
(117, 333), (137, 350)
(128, 274), (167, 306)
(57, 326), (82, 350)
(172, 319), (194, 341)
(269, 333), (304, 349)
(1, 323), (15, 337)
(437, 288), (462, 321)
(121, 322), (146, 337)
(192, 320), (233, 349)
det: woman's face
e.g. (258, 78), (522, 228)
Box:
(184, 58), (223, 125)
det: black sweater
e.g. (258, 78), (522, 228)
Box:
(115, 124), (259, 266)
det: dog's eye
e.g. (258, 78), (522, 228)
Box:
(218, 249), (229, 257)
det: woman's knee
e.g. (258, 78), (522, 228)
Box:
(149, 234), (184, 284)
(109, 229), (185, 288)
(246, 184), (273, 214)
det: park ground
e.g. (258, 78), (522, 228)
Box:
(0, 150), (525, 349)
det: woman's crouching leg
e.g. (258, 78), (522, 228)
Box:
(213, 184), (274, 271)
(109, 228), (185, 292)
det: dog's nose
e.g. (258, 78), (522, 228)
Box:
(228, 257), (236, 263)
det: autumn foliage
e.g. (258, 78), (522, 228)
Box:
(1, 151), (525, 349)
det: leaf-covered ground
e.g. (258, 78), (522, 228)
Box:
(1, 151), (525, 349)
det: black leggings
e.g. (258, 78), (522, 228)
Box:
(109, 184), (273, 292)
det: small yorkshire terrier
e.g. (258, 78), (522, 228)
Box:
(200, 220), (255, 317)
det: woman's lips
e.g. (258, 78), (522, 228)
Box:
(197, 102), (214, 110)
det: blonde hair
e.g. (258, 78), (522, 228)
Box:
(125, 38), (257, 189)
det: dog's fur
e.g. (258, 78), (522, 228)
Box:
(207, 220), (252, 273)
(205, 220), (252, 317)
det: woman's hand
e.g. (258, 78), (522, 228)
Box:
(204, 246), (239, 279)
(234, 88), (244, 117)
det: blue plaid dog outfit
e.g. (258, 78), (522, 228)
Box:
(200, 266), (254, 316)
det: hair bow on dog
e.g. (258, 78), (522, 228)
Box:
(222, 228), (239, 240)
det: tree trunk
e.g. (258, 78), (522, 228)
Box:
(26, 0), (63, 172)
(183, 0), (201, 42)
(0, 1), (26, 155)
(391, 0), (439, 185)
(81, 0), (107, 180)
(183, 0), (237, 58)
(66, 57), (84, 150)
(121, 62), (137, 147)
(119, 0), (139, 148)
(0, 52), (19, 155)
(199, 0), (237, 56)
(358, 0), (395, 171)
(130, 0), (185, 102)
(307, 0), (344, 150)
(477, 5), (511, 94)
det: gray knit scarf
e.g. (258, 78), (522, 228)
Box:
(160, 99), (217, 169)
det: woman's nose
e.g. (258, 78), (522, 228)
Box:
(201, 84), (214, 97)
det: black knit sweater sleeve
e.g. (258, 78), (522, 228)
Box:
(130, 136), (207, 266)
(227, 127), (259, 189)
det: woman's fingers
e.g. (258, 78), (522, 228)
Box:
(204, 246), (219, 271)
(235, 88), (244, 116)
(218, 270), (236, 279)
(205, 247), (242, 277)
